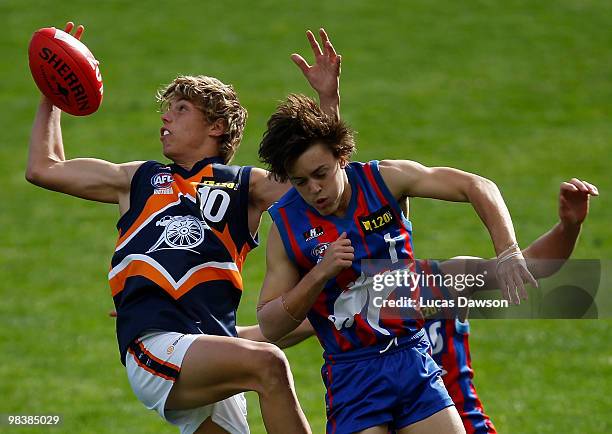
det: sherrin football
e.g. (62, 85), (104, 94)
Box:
(28, 27), (103, 116)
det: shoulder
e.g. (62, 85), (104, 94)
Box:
(269, 187), (301, 212)
(377, 159), (430, 197)
(118, 161), (149, 189)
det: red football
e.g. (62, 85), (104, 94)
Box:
(28, 27), (103, 116)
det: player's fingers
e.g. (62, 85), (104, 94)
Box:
(290, 54), (310, 74)
(319, 28), (330, 47)
(560, 181), (579, 193)
(306, 29), (323, 57)
(583, 181), (599, 196)
(325, 40), (339, 59)
(498, 274), (510, 302)
(514, 269), (528, 302)
(64, 21), (74, 33)
(337, 232), (347, 240)
(74, 24), (85, 40)
(521, 266), (538, 290)
(336, 239), (352, 248)
(570, 178), (589, 193)
(507, 273), (521, 305)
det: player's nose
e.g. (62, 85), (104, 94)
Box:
(161, 111), (172, 123)
(308, 180), (322, 195)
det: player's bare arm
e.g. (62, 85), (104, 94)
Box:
(439, 178), (598, 292)
(248, 28), (342, 232)
(25, 22), (143, 212)
(257, 224), (354, 342)
(237, 319), (315, 349)
(378, 159), (538, 304)
(292, 28), (341, 120)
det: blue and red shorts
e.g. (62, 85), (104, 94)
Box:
(322, 329), (454, 434)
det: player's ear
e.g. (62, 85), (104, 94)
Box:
(339, 158), (348, 169)
(209, 118), (227, 137)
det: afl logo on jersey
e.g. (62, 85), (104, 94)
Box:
(151, 172), (174, 195)
(311, 242), (330, 262)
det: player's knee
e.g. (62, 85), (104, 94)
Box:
(252, 343), (291, 395)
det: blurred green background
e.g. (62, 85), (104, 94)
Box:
(1, 0), (610, 433)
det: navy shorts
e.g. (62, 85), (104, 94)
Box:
(322, 330), (454, 434)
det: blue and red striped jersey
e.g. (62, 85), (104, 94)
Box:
(418, 260), (497, 434)
(110, 157), (257, 364)
(269, 160), (423, 355)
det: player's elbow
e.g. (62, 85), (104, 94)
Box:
(257, 309), (284, 344)
(25, 158), (61, 189)
(25, 164), (45, 186)
(466, 175), (499, 201)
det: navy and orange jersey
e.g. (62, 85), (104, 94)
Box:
(109, 156), (257, 364)
(269, 160), (423, 356)
(419, 260), (497, 434)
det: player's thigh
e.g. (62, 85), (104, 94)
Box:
(194, 417), (231, 434)
(398, 406), (465, 434)
(167, 334), (288, 410)
(354, 425), (389, 434)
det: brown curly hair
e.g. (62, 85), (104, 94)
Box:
(157, 75), (247, 164)
(259, 94), (355, 182)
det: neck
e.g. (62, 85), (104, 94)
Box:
(332, 171), (352, 217)
(171, 148), (221, 171)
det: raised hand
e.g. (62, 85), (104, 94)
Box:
(63, 21), (85, 40)
(559, 178), (598, 226)
(292, 28), (341, 101)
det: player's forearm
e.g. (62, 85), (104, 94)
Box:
(318, 90), (340, 120)
(523, 221), (581, 278)
(466, 176), (518, 255)
(238, 320), (314, 349)
(257, 268), (327, 342)
(26, 97), (65, 183)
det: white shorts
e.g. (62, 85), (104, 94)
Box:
(126, 331), (249, 434)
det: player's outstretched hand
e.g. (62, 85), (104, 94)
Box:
(316, 232), (354, 280)
(63, 21), (85, 40)
(291, 28), (341, 100)
(496, 245), (538, 305)
(559, 178), (598, 226)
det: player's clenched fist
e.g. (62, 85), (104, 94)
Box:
(316, 232), (354, 280)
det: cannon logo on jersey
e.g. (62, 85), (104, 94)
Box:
(146, 215), (209, 254)
(151, 172), (174, 195)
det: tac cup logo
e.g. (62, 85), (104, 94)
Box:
(147, 215), (209, 254)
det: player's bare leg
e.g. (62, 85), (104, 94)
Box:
(354, 425), (388, 434)
(165, 334), (311, 434)
(194, 417), (230, 433)
(398, 407), (465, 434)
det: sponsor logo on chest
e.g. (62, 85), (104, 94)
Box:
(303, 226), (324, 242)
(358, 205), (395, 234)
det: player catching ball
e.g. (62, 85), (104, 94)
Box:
(26, 21), (341, 434)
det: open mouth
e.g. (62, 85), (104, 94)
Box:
(160, 127), (171, 137)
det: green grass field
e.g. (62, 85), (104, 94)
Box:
(1, 1), (610, 432)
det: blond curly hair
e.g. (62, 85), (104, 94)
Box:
(157, 75), (247, 164)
